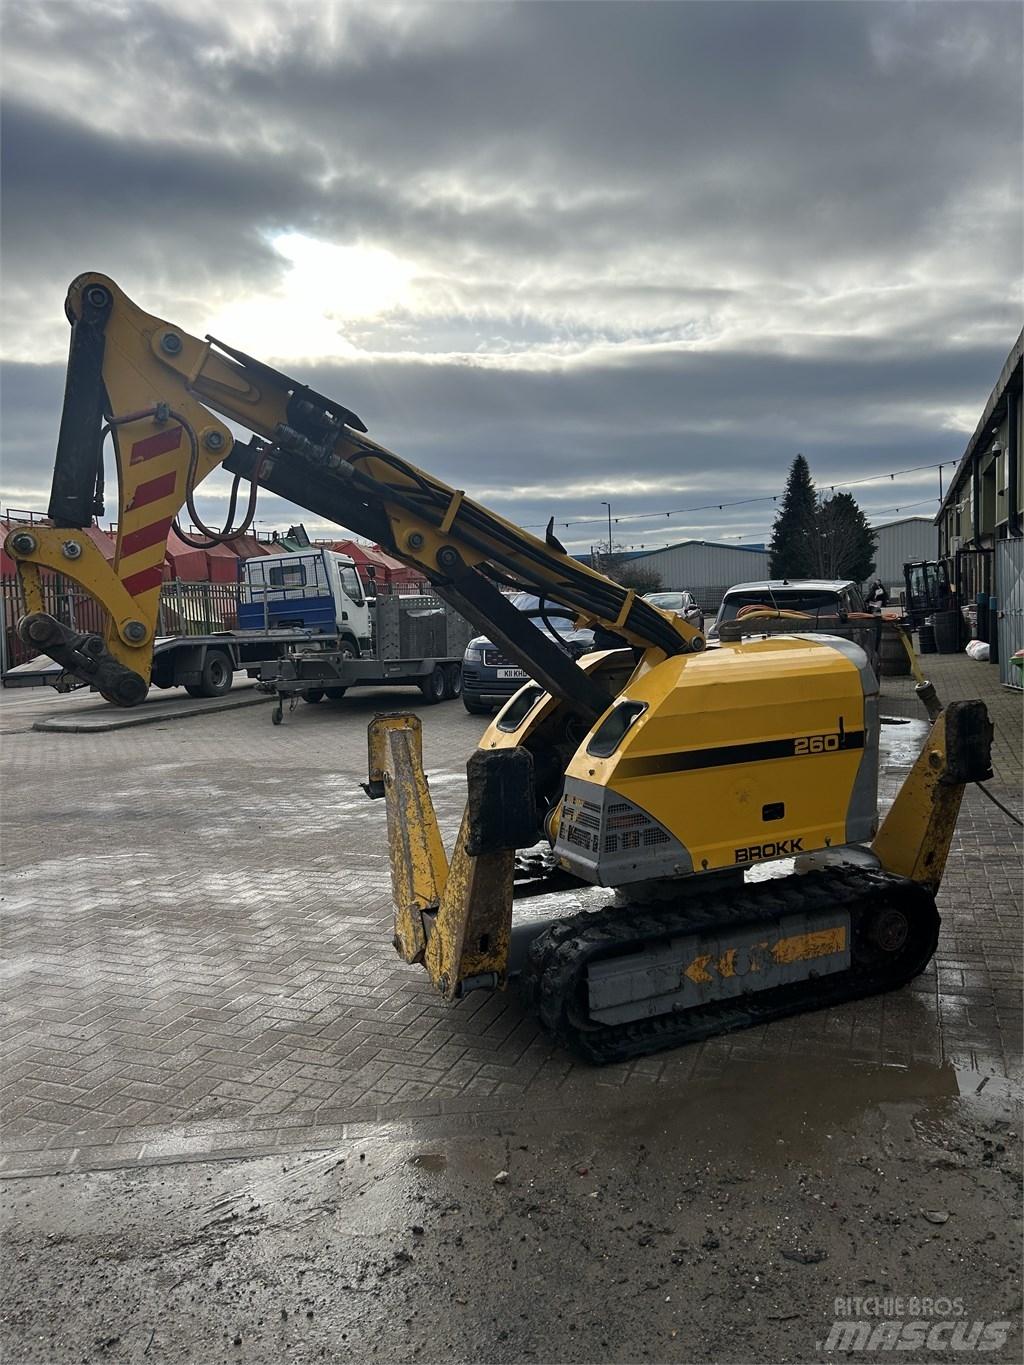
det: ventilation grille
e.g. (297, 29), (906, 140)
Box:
(605, 826), (670, 853)
(560, 795), (601, 852)
(563, 822), (597, 852)
(560, 793), (671, 857)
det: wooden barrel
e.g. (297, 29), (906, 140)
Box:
(878, 626), (911, 676)
(933, 609), (961, 655)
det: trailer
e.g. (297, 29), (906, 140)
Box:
(2, 549), (473, 709)
(257, 589), (474, 723)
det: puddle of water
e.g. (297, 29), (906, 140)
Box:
(408, 1152), (447, 1173)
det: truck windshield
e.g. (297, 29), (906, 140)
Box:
(339, 565), (363, 603)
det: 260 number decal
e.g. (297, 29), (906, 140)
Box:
(794, 733), (841, 754)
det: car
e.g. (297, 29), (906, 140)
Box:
(461, 593), (595, 714)
(706, 579), (868, 641)
(643, 589), (704, 634)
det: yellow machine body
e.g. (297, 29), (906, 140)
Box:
(484, 635), (878, 886)
(562, 635), (877, 883)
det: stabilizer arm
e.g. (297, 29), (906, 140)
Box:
(872, 700), (993, 893)
(367, 713), (535, 997)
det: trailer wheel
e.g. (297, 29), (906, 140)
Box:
(184, 684), (204, 698)
(418, 665), (447, 704)
(198, 650), (233, 697)
(443, 663), (463, 699)
(325, 687), (348, 701)
(302, 689), (325, 704)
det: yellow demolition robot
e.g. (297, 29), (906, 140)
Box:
(7, 273), (994, 1062)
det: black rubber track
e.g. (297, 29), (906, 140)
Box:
(520, 867), (939, 1064)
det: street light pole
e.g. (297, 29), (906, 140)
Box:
(601, 501), (612, 563)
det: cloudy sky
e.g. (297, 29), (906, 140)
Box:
(2, 0), (1021, 553)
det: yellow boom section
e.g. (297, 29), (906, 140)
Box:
(6, 273), (700, 704)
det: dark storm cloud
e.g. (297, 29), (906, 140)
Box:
(1, 332), (1004, 547)
(0, 0), (1020, 543)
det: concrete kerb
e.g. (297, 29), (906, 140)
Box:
(32, 688), (273, 733)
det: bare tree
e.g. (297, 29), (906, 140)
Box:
(600, 546), (662, 593)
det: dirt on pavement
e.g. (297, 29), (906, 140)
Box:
(2, 1053), (1019, 1365)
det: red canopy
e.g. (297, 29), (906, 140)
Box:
(164, 527), (209, 583)
(330, 539), (424, 590)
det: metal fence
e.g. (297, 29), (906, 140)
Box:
(1, 574), (107, 673)
(995, 538), (1024, 690)
(1, 577), (244, 674)
(156, 580), (240, 636)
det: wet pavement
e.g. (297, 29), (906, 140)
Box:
(2, 1055), (1018, 1363)
(1, 655), (1021, 1361)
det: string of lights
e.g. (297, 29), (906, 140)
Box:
(591, 495), (942, 551)
(522, 460), (954, 532)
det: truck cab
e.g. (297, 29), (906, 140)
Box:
(238, 550), (372, 654)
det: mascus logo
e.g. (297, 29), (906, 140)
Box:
(735, 838), (804, 863)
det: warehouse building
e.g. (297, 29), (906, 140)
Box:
(624, 540), (769, 613)
(936, 329), (1023, 562)
(625, 519), (938, 614)
(934, 328), (1022, 685)
(870, 516), (938, 599)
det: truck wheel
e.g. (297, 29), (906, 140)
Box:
(443, 664), (463, 699)
(462, 696), (492, 715)
(303, 689), (325, 704)
(184, 684), (204, 698)
(325, 687), (348, 701)
(198, 650), (233, 697)
(418, 665), (446, 704)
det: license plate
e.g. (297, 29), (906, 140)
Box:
(497, 667), (528, 680)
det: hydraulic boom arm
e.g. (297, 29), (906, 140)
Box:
(7, 273), (994, 1059)
(7, 273), (701, 708)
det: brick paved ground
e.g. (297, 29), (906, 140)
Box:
(1, 657), (1019, 1175)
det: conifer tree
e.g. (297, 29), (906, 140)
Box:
(768, 454), (817, 577)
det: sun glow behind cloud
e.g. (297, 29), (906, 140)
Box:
(201, 233), (418, 363)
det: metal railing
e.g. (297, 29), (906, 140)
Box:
(1, 576), (245, 673)
(156, 580), (239, 636)
(1, 573), (107, 672)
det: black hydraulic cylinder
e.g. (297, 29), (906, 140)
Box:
(48, 285), (113, 527)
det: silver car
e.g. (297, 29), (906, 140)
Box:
(643, 590), (704, 633)
(706, 579), (867, 641)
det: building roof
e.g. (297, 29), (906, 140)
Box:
(935, 327), (1024, 524)
(629, 539), (768, 560)
(871, 515), (935, 531)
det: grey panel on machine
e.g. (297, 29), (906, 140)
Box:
(586, 909), (852, 1026)
(846, 694), (879, 843)
(555, 776), (693, 886)
(792, 633), (879, 845)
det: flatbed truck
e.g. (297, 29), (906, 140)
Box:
(3, 548), (472, 707)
